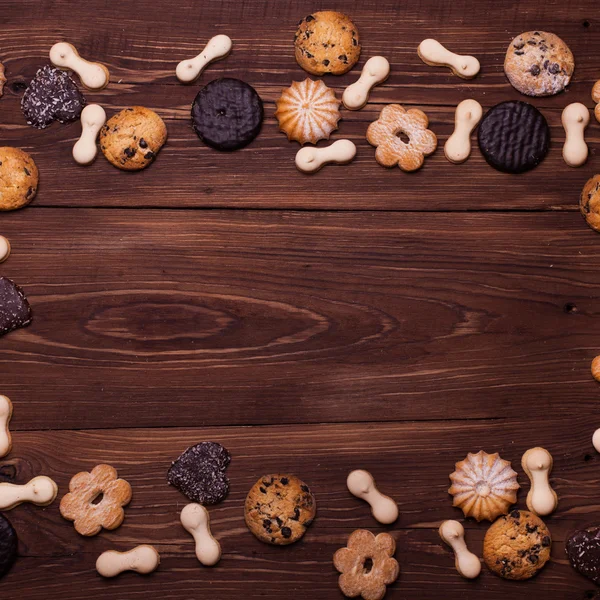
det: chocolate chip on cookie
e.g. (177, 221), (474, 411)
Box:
(580, 174), (600, 233)
(483, 510), (551, 580)
(100, 106), (167, 171)
(0, 277), (33, 338)
(0, 147), (38, 211)
(168, 442), (231, 505)
(294, 11), (361, 76)
(0, 513), (17, 580)
(504, 31), (574, 97)
(245, 474), (316, 545)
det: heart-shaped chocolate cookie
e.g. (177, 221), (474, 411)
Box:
(0, 513), (17, 580)
(21, 65), (85, 129)
(0, 277), (32, 338)
(167, 441), (230, 505)
(566, 526), (600, 584)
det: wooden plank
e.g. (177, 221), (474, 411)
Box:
(1, 209), (599, 430)
(0, 0), (596, 209)
(0, 418), (597, 598)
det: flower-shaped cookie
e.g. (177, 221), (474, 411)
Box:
(333, 530), (400, 600)
(60, 464), (132, 536)
(367, 104), (437, 171)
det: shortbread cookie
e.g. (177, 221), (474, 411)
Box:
(0, 277), (32, 338)
(366, 104), (437, 171)
(444, 99), (482, 164)
(96, 545), (160, 578)
(580, 174), (600, 233)
(168, 442), (230, 505)
(100, 107), (167, 171)
(346, 470), (398, 525)
(0, 147), (38, 211)
(0, 236), (10, 264)
(504, 31), (574, 97)
(21, 65), (85, 129)
(176, 35), (232, 83)
(73, 104), (106, 165)
(478, 101), (550, 173)
(49, 42), (109, 90)
(449, 450), (519, 522)
(483, 510), (551, 580)
(521, 447), (558, 516)
(180, 503), (221, 566)
(566, 527), (600, 584)
(418, 39), (480, 79)
(439, 520), (481, 579)
(275, 79), (341, 145)
(0, 476), (58, 510)
(245, 474), (316, 545)
(295, 11), (360, 76)
(343, 56), (390, 110)
(0, 514), (17, 580)
(0, 63), (6, 97)
(295, 139), (356, 173)
(192, 78), (263, 151)
(0, 395), (12, 458)
(60, 464), (132, 536)
(593, 81), (600, 123)
(333, 530), (400, 600)
(561, 103), (589, 167)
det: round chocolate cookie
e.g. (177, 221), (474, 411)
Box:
(504, 31), (574, 97)
(167, 442), (230, 505)
(245, 474), (316, 545)
(478, 101), (550, 173)
(294, 11), (361, 75)
(483, 510), (551, 580)
(580, 174), (600, 233)
(191, 78), (263, 151)
(100, 107), (167, 171)
(566, 526), (600, 584)
(0, 147), (39, 211)
(0, 513), (18, 580)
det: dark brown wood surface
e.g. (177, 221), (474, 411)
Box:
(1, 0), (600, 598)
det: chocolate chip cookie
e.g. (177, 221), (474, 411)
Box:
(580, 174), (600, 233)
(294, 11), (360, 75)
(0, 147), (38, 211)
(100, 106), (167, 171)
(504, 31), (574, 97)
(483, 510), (552, 580)
(245, 474), (316, 545)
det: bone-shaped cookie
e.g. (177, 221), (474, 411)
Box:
(0, 395), (12, 457)
(418, 39), (480, 79)
(0, 475), (58, 510)
(180, 503), (221, 566)
(439, 520), (481, 579)
(96, 545), (160, 578)
(561, 103), (589, 167)
(346, 469), (398, 524)
(176, 35), (232, 83)
(444, 99), (483, 164)
(73, 104), (106, 165)
(295, 139), (356, 173)
(593, 428), (600, 453)
(521, 447), (558, 516)
(0, 236), (10, 264)
(342, 56), (390, 110)
(49, 42), (109, 90)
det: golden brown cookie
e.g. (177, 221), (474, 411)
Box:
(593, 81), (600, 123)
(483, 510), (551, 580)
(294, 11), (360, 76)
(504, 31), (574, 97)
(0, 63), (6, 97)
(580, 174), (600, 233)
(244, 474), (316, 545)
(100, 106), (167, 171)
(333, 530), (400, 600)
(0, 147), (39, 211)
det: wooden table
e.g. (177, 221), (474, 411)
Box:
(1, 0), (599, 597)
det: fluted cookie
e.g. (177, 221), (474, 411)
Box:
(0, 147), (38, 211)
(294, 11), (360, 76)
(504, 31), (574, 97)
(100, 107), (167, 171)
(245, 474), (316, 545)
(580, 174), (600, 233)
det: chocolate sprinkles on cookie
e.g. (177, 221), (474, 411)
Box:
(0, 513), (18, 580)
(0, 277), (32, 338)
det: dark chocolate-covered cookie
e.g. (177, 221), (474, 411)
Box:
(21, 65), (85, 129)
(191, 78), (263, 151)
(0, 277), (32, 338)
(0, 513), (18, 580)
(566, 526), (600, 584)
(245, 474), (316, 545)
(167, 442), (230, 505)
(478, 101), (550, 173)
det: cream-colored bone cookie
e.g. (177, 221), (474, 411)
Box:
(521, 447), (558, 516)
(176, 35), (232, 83)
(439, 520), (481, 579)
(418, 39), (480, 79)
(0, 475), (58, 510)
(96, 545), (160, 578)
(342, 56), (390, 110)
(180, 503), (221, 566)
(49, 42), (109, 90)
(444, 99), (483, 164)
(561, 103), (589, 167)
(73, 104), (106, 165)
(0, 236), (10, 264)
(0, 395), (12, 457)
(295, 139), (356, 173)
(593, 428), (600, 453)
(346, 469), (398, 524)
(592, 81), (600, 123)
